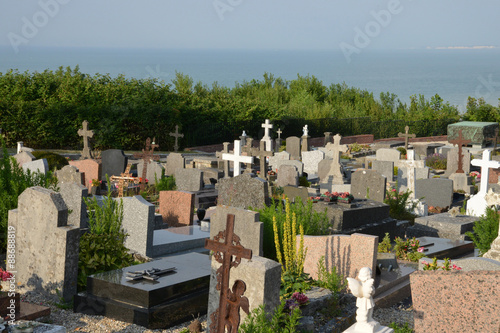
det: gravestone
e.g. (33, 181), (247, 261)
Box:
(372, 160), (394, 181)
(376, 148), (400, 162)
(449, 172), (475, 194)
(121, 195), (155, 257)
(286, 136), (301, 160)
(301, 150), (325, 175)
(275, 128), (283, 153)
(165, 152), (185, 176)
(8, 187), (80, 302)
(415, 178), (453, 208)
(396, 154), (426, 199)
(13, 151), (35, 167)
(222, 140), (253, 177)
(407, 212), (479, 241)
(69, 159), (102, 189)
(218, 174), (269, 209)
(317, 158), (333, 183)
(22, 158), (49, 175)
(260, 119), (273, 152)
(169, 124), (184, 152)
(276, 164), (299, 187)
(254, 140), (273, 180)
(56, 165), (84, 186)
(414, 143), (445, 158)
(268, 151), (290, 170)
(101, 149), (128, 180)
(78, 120), (94, 160)
(215, 142), (231, 178)
(351, 169), (386, 203)
(137, 160), (164, 183)
(159, 191), (195, 227)
(467, 150), (500, 217)
(448, 129), (471, 174)
(59, 182), (89, 229)
(324, 132), (332, 146)
(283, 186), (309, 203)
(134, 137), (160, 191)
(445, 147), (472, 176)
(175, 168), (203, 192)
(321, 134), (348, 186)
(398, 125), (416, 152)
(274, 159), (304, 177)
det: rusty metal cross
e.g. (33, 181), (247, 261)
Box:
(205, 214), (252, 333)
(133, 137), (159, 191)
(449, 129), (471, 174)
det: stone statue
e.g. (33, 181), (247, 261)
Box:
(242, 130), (247, 137)
(302, 125), (308, 137)
(345, 267), (393, 333)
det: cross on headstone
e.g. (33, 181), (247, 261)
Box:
(205, 214), (252, 333)
(275, 128), (283, 153)
(472, 149), (500, 195)
(126, 266), (176, 281)
(322, 134), (348, 184)
(449, 129), (471, 174)
(133, 137), (159, 191)
(397, 150), (422, 199)
(242, 138), (255, 174)
(216, 142), (231, 178)
(169, 125), (184, 152)
(255, 141), (273, 179)
(398, 125), (416, 152)
(222, 140), (253, 177)
(78, 120), (94, 160)
(277, 128), (282, 139)
(261, 119), (273, 152)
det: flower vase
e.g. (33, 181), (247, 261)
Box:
(90, 186), (100, 196)
(196, 208), (206, 221)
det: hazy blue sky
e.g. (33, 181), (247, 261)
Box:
(1, 0), (500, 52)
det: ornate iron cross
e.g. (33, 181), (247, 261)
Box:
(205, 214), (252, 333)
(449, 129), (471, 173)
(133, 137), (159, 191)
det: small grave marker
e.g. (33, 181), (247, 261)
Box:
(169, 125), (184, 152)
(78, 120), (94, 160)
(275, 128), (282, 152)
(261, 119), (273, 151)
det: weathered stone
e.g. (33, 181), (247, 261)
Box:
(449, 172), (475, 194)
(317, 158), (333, 183)
(218, 174), (269, 209)
(159, 191), (194, 227)
(372, 160), (394, 181)
(69, 159), (102, 190)
(175, 168), (203, 192)
(285, 136), (301, 160)
(376, 148), (400, 162)
(351, 169), (386, 203)
(283, 186), (309, 203)
(137, 160), (164, 183)
(56, 165), (85, 186)
(445, 147), (471, 176)
(165, 153), (185, 176)
(268, 151), (290, 170)
(274, 159), (304, 177)
(59, 182), (89, 229)
(101, 149), (128, 180)
(276, 164), (299, 187)
(22, 158), (49, 175)
(301, 150), (325, 175)
(121, 195), (155, 257)
(415, 178), (453, 208)
(13, 151), (35, 167)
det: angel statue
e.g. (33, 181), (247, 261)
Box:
(302, 124), (309, 137)
(344, 267), (393, 333)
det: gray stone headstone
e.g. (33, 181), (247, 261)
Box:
(274, 159), (304, 177)
(414, 143), (445, 158)
(445, 147), (471, 176)
(121, 195), (155, 257)
(218, 174), (269, 209)
(56, 165), (85, 186)
(318, 158), (334, 183)
(285, 136), (301, 160)
(276, 164), (299, 187)
(397, 167), (428, 194)
(13, 151), (35, 167)
(301, 150), (325, 175)
(101, 149), (128, 180)
(376, 148), (401, 162)
(283, 186), (309, 203)
(372, 160), (394, 181)
(269, 151), (290, 170)
(22, 158), (49, 175)
(318, 147), (334, 159)
(165, 153), (186, 176)
(415, 178), (454, 208)
(351, 169), (387, 202)
(175, 168), (203, 192)
(137, 160), (164, 183)
(8, 187), (80, 302)
(59, 182), (89, 229)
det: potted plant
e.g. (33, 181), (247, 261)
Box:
(90, 179), (102, 195)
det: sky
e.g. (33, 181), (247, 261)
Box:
(1, 0), (500, 52)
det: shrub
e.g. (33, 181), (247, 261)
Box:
(298, 176), (310, 187)
(396, 147), (407, 157)
(425, 153), (447, 170)
(384, 186), (418, 222)
(239, 301), (302, 333)
(315, 255), (346, 314)
(31, 151), (69, 170)
(155, 174), (176, 192)
(393, 237), (425, 262)
(465, 207), (499, 256)
(378, 232), (392, 253)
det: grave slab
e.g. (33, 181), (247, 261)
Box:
(22, 158), (49, 175)
(407, 213), (479, 241)
(376, 148), (400, 162)
(74, 253), (210, 329)
(417, 236), (474, 259)
(372, 160), (394, 181)
(283, 186), (310, 203)
(276, 164), (299, 187)
(69, 159), (101, 190)
(286, 136), (301, 160)
(351, 169), (386, 203)
(218, 174), (269, 209)
(152, 225), (210, 257)
(165, 153), (185, 176)
(175, 168), (203, 192)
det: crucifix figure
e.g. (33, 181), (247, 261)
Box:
(126, 266), (176, 281)
(449, 129), (471, 174)
(205, 214), (252, 333)
(398, 125), (416, 152)
(133, 137), (159, 191)
(322, 134), (348, 185)
(78, 120), (94, 160)
(222, 140), (253, 177)
(169, 125), (184, 152)
(216, 142), (231, 178)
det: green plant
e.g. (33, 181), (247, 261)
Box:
(393, 237), (425, 262)
(422, 257), (462, 271)
(31, 151), (69, 171)
(349, 142), (363, 152)
(465, 206), (499, 256)
(389, 322), (414, 333)
(396, 147), (407, 156)
(425, 153), (447, 170)
(239, 301), (302, 333)
(298, 176), (310, 187)
(384, 186), (418, 222)
(315, 256), (346, 317)
(155, 174), (176, 192)
(393, 166), (398, 176)
(378, 232), (392, 253)
(54, 289), (73, 310)
(460, 199), (467, 215)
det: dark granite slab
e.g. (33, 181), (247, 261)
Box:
(417, 236), (474, 259)
(152, 226), (210, 257)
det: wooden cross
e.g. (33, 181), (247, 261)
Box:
(222, 140), (253, 177)
(133, 137), (159, 191)
(216, 142), (231, 178)
(205, 214), (252, 333)
(449, 129), (471, 174)
(471, 150), (500, 195)
(398, 125), (416, 152)
(78, 120), (94, 160)
(169, 125), (184, 152)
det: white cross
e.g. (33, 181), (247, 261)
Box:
(222, 140), (254, 177)
(471, 149), (500, 195)
(261, 119), (273, 140)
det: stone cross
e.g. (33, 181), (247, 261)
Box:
(449, 129), (471, 174)
(322, 134), (348, 184)
(472, 150), (500, 195)
(242, 138), (255, 174)
(222, 140), (253, 177)
(169, 125), (184, 152)
(277, 128), (282, 139)
(78, 120), (94, 160)
(398, 125), (416, 152)
(205, 214), (252, 333)
(133, 137), (159, 191)
(216, 142), (231, 178)
(255, 141), (273, 179)
(275, 128), (283, 153)
(261, 119), (273, 152)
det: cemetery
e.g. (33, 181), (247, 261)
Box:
(0, 118), (499, 333)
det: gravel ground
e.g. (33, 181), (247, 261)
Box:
(21, 291), (413, 332)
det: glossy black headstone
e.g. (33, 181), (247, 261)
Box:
(101, 149), (128, 180)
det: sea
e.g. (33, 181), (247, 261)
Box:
(1, 46), (500, 112)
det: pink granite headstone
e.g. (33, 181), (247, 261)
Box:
(159, 190), (195, 227)
(69, 159), (102, 190)
(298, 233), (378, 280)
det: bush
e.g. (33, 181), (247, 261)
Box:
(465, 207), (499, 256)
(378, 232), (392, 253)
(396, 147), (407, 157)
(155, 174), (176, 192)
(239, 301), (302, 333)
(31, 151), (69, 170)
(384, 186), (418, 222)
(425, 153), (447, 170)
(315, 255), (346, 311)
(393, 237), (425, 262)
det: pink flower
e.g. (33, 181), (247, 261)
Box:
(417, 247), (424, 253)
